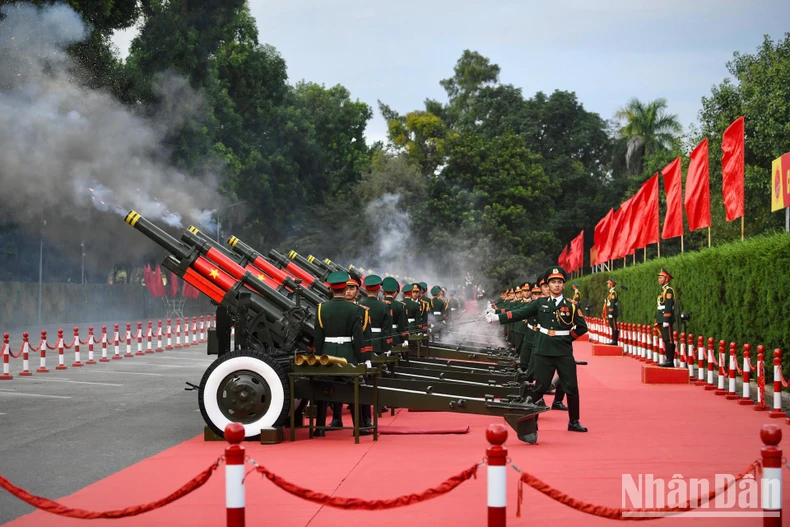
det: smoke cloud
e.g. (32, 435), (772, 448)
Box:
(0, 3), (226, 272)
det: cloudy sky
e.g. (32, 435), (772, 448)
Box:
(112, 0), (790, 145)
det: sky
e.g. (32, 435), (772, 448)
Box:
(111, 0), (790, 146)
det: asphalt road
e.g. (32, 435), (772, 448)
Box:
(0, 343), (216, 525)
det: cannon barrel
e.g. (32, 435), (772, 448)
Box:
(281, 250), (329, 282)
(124, 211), (316, 345)
(182, 228), (327, 307)
(228, 236), (332, 298)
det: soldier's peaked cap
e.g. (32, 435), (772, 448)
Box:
(363, 275), (382, 288)
(607, 278), (617, 285)
(419, 281), (428, 291)
(381, 277), (400, 292)
(430, 285), (442, 295)
(658, 268), (673, 280)
(327, 271), (350, 290)
(546, 266), (568, 282)
(410, 283), (421, 292)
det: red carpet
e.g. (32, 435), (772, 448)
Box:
(3, 341), (789, 526)
(378, 425), (470, 434)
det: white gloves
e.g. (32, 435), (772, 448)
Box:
(608, 315), (613, 318)
(662, 322), (669, 328)
(385, 351), (392, 356)
(485, 312), (497, 324)
(364, 360), (372, 369)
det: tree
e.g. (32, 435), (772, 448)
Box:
(615, 98), (682, 175)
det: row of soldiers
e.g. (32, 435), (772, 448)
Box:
(311, 271), (459, 436)
(486, 265), (588, 442)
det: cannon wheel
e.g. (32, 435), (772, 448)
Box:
(198, 349), (291, 440)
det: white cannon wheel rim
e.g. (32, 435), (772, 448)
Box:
(203, 355), (285, 437)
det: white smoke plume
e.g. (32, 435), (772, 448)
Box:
(0, 3), (226, 267)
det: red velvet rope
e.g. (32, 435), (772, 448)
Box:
(0, 459), (220, 519)
(250, 462), (479, 509)
(516, 460), (761, 520)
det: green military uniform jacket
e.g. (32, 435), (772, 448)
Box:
(402, 298), (423, 333)
(606, 288), (619, 318)
(429, 297), (448, 322)
(314, 297), (366, 364)
(498, 295), (587, 357)
(384, 295), (409, 346)
(359, 296), (392, 354)
(655, 284), (675, 326)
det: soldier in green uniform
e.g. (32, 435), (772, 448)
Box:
(313, 271), (368, 436)
(489, 266), (588, 442)
(382, 277), (408, 348)
(656, 268), (676, 367)
(402, 283), (424, 356)
(418, 282), (430, 333)
(360, 275), (392, 355)
(428, 285), (448, 339)
(605, 279), (619, 345)
(508, 284), (528, 357)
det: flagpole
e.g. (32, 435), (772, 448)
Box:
(708, 226), (711, 247)
(741, 215), (744, 241)
(681, 235), (684, 253)
(657, 240), (660, 258)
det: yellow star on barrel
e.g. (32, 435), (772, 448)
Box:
(209, 269), (219, 279)
(257, 274), (265, 281)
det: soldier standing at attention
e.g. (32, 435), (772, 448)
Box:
(402, 283), (424, 356)
(508, 285), (528, 357)
(489, 266), (588, 443)
(382, 277), (408, 349)
(360, 275), (392, 355)
(313, 271), (367, 437)
(429, 285), (448, 338)
(656, 268), (676, 367)
(605, 279), (619, 345)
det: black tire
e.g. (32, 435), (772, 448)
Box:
(198, 349), (291, 440)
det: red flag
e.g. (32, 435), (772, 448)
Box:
(685, 138), (711, 231)
(638, 173), (659, 247)
(570, 231), (584, 271)
(558, 245), (569, 269)
(169, 273), (179, 297)
(624, 190), (644, 252)
(154, 265), (165, 298)
(661, 157), (683, 239)
(593, 209), (614, 264)
(721, 116), (745, 221)
(611, 197), (635, 259)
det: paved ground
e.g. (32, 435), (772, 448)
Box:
(0, 343), (215, 525)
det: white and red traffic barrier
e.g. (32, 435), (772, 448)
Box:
(55, 329), (67, 371)
(486, 424), (507, 527)
(85, 326), (96, 365)
(740, 344), (753, 405)
(760, 424), (783, 527)
(135, 322), (144, 356)
(715, 340), (726, 395)
(155, 320), (163, 352)
(175, 318), (183, 348)
(199, 316), (206, 343)
(37, 330), (49, 373)
(725, 342), (739, 400)
(704, 337), (716, 390)
(125, 323), (134, 358)
(71, 327), (83, 368)
(686, 333), (695, 380)
(1, 333), (11, 380)
(166, 319), (174, 350)
(192, 316), (198, 346)
(18, 332), (33, 376)
(224, 423), (246, 527)
(112, 324), (122, 360)
(99, 326), (110, 363)
(769, 349), (785, 418)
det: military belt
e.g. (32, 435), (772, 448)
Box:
(537, 326), (570, 336)
(527, 324), (536, 331)
(371, 327), (382, 333)
(324, 336), (352, 344)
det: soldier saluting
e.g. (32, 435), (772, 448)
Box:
(656, 268), (676, 367)
(488, 266), (588, 443)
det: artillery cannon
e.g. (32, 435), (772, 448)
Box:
(123, 211), (547, 443)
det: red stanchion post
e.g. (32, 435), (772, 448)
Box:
(705, 337), (716, 390)
(687, 333), (695, 380)
(166, 319), (173, 350)
(19, 332), (32, 376)
(71, 327), (83, 367)
(695, 336), (705, 385)
(486, 424), (507, 527)
(86, 326), (96, 365)
(155, 320), (164, 352)
(225, 423), (246, 527)
(175, 317), (183, 349)
(56, 329), (67, 371)
(715, 340), (727, 395)
(726, 342), (739, 400)
(740, 344), (753, 405)
(760, 424), (782, 527)
(1, 333), (11, 380)
(37, 330), (49, 373)
(146, 321), (153, 354)
(136, 322), (144, 356)
(100, 325), (110, 363)
(125, 322), (133, 358)
(769, 349), (784, 418)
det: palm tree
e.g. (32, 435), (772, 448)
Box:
(615, 98), (682, 174)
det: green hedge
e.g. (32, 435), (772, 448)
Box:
(566, 233), (790, 379)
